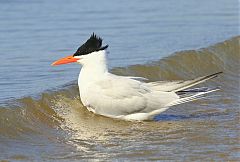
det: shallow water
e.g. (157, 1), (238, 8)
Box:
(1, 36), (239, 161)
(0, 0), (238, 102)
(0, 0), (239, 161)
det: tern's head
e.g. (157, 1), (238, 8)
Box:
(52, 33), (108, 66)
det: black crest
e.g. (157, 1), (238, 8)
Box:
(73, 33), (108, 56)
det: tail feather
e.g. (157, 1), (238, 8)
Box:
(176, 87), (210, 95)
(144, 72), (223, 120)
(166, 88), (220, 107)
(172, 72), (223, 92)
(148, 72), (223, 92)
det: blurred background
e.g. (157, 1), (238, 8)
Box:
(0, 0), (238, 101)
(0, 0), (239, 161)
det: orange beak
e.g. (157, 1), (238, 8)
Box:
(51, 55), (80, 66)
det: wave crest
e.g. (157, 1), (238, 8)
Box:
(0, 36), (239, 137)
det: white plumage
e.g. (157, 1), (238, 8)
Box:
(76, 50), (221, 121)
(52, 34), (222, 121)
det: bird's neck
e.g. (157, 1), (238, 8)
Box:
(78, 51), (109, 86)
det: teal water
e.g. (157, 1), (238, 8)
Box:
(0, 0), (238, 102)
(0, 0), (239, 161)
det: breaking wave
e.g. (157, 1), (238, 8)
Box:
(0, 36), (239, 139)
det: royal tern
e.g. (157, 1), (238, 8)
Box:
(52, 33), (222, 121)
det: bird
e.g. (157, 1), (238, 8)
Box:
(52, 33), (222, 121)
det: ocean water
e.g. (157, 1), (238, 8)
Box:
(0, 0), (239, 161)
(0, 0), (238, 102)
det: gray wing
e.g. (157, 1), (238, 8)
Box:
(147, 72), (222, 92)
